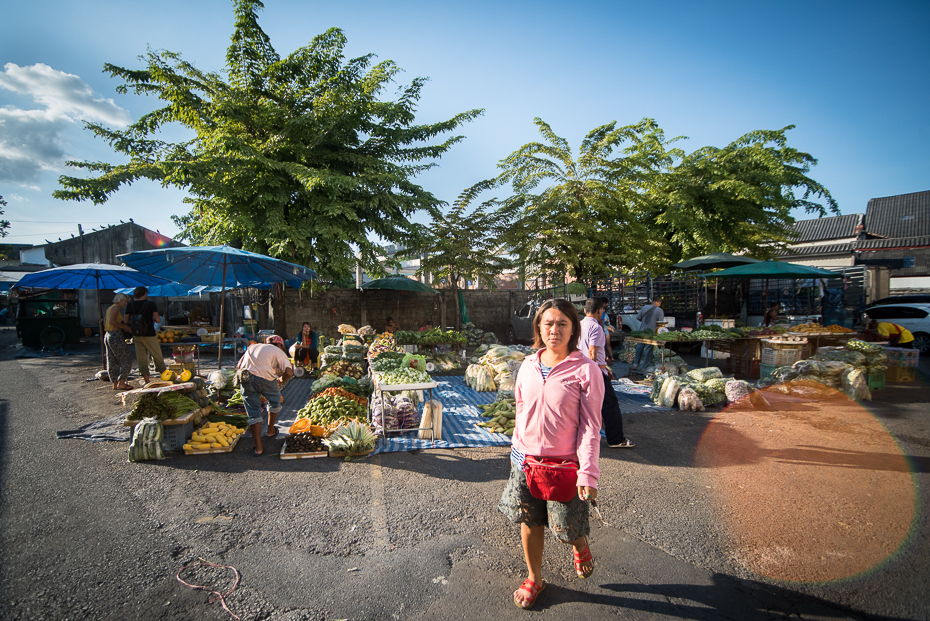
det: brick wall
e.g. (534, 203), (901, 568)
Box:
(271, 288), (534, 341)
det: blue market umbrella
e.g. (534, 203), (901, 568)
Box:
(17, 263), (173, 366)
(17, 263), (172, 290)
(117, 246), (317, 367)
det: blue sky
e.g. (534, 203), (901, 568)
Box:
(1, 0), (928, 248)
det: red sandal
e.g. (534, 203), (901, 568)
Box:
(513, 578), (545, 609)
(573, 537), (594, 579)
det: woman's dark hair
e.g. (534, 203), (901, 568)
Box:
(532, 298), (580, 351)
(301, 321), (312, 330)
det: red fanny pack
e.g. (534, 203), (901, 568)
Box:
(522, 456), (579, 502)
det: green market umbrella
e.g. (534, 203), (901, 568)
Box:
(671, 252), (762, 271)
(711, 259), (837, 318)
(360, 276), (439, 294)
(710, 260), (837, 279)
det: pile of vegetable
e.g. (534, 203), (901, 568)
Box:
(369, 351), (406, 372)
(315, 386), (368, 408)
(320, 360), (364, 380)
(393, 328), (467, 345)
(310, 373), (372, 398)
(376, 367), (432, 385)
(466, 345), (526, 393)
(127, 391), (199, 421)
(325, 421), (377, 460)
(462, 322), (500, 347)
(757, 339), (885, 401)
(651, 370), (762, 411)
(427, 353), (462, 371)
(476, 398), (516, 436)
(296, 391), (368, 427)
(284, 432), (326, 454)
(185, 421), (245, 450)
(368, 333), (401, 357)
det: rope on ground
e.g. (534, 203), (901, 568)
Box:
(176, 559), (241, 620)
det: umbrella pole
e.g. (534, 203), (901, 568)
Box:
(97, 281), (106, 369)
(218, 261), (227, 370)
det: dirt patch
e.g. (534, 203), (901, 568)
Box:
(696, 388), (915, 583)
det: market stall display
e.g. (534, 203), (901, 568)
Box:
(183, 420), (246, 454)
(280, 432), (328, 459)
(475, 398), (516, 436)
(325, 421), (378, 459)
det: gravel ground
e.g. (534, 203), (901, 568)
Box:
(1, 325), (928, 620)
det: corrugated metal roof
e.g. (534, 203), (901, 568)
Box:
(791, 214), (861, 242)
(775, 243), (855, 257)
(856, 235), (930, 250)
(864, 190), (930, 238)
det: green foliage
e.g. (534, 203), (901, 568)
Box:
(494, 119), (838, 278)
(398, 178), (515, 291)
(0, 195), (9, 238)
(53, 0), (482, 280)
(495, 118), (674, 280)
(653, 125), (839, 266)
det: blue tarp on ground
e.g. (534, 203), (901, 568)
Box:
(276, 373), (666, 455)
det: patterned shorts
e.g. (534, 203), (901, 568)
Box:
(498, 462), (590, 543)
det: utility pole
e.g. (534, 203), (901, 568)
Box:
(78, 224), (85, 263)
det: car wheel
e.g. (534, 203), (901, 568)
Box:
(912, 332), (930, 354)
(507, 327), (517, 345)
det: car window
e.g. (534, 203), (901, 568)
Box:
(865, 307), (893, 320)
(889, 307), (929, 319)
(518, 303), (533, 318)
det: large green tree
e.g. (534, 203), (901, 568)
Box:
(54, 0), (482, 280)
(496, 117), (674, 282)
(495, 119), (838, 279)
(652, 125), (839, 265)
(398, 179), (514, 304)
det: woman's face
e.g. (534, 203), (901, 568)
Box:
(118, 299), (128, 308)
(539, 308), (572, 352)
(302, 324), (311, 334)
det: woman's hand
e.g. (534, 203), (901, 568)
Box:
(578, 486), (597, 502)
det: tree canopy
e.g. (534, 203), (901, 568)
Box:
(398, 179), (514, 294)
(54, 0), (483, 280)
(494, 119), (838, 280)
(0, 195), (9, 238)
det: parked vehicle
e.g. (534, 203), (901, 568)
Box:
(508, 298), (622, 346)
(862, 304), (930, 353)
(870, 295), (930, 306)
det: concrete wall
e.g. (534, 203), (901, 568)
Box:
(270, 288), (534, 341)
(42, 222), (180, 266)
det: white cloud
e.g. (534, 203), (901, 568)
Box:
(0, 63), (131, 183)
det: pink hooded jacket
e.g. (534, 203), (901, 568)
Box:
(512, 349), (605, 488)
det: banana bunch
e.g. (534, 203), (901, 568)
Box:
(476, 398), (516, 436)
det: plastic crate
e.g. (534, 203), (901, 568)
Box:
(760, 363), (777, 381)
(867, 374), (886, 391)
(726, 356), (760, 379)
(885, 347), (920, 368)
(761, 347), (802, 367)
(886, 367), (916, 383)
(162, 420), (193, 450)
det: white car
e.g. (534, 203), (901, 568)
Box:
(863, 304), (930, 353)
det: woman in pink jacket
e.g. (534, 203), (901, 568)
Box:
(498, 298), (605, 609)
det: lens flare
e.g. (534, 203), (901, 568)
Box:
(694, 380), (917, 583)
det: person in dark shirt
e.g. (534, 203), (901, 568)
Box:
(125, 286), (167, 384)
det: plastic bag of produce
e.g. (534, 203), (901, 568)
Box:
(371, 397), (397, 435)
(497, 371), (515, 392)
(358, 325), (376, 336)
(866, 364), (887, 375)
(208, 368), (237, 390)
(401, 353), (427, 372)
(771, 366), (799, 382)
(324, 345), (344, 355)
(677, 386), (705, 412)
(704, 378), (729, 393)
(128, 417), (164, 462)
(724, 379), (753, 406)
(812, 349), (867, 367)
(650, 373), (669, 404)
(659, 377), (681, 408)
(475, 366), (497, 392)
(841, 368), (871, 401)
(393, 396), (420, 429)
(686, 367), (723, 382)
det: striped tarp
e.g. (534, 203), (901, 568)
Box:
(274, 374), (666, 455)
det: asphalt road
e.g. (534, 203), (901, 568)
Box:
(1, 325), (928, 620)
